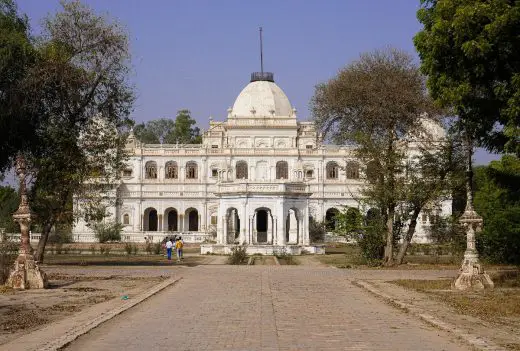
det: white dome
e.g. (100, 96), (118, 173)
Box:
(231, 80), (293, 118)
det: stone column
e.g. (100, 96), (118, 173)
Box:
(7, 155), (47, 289)
(240, 202), (247, 244)
(223, 215), (228, 244)
(303, 204), (310, 245)
(453, 142), (493, 290)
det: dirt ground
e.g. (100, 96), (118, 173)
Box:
(0, 271), (167, 345)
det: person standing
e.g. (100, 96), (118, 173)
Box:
(175, 237), (183, 262)
(165, 238), (173, 261)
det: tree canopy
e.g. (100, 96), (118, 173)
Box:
(134, 110), (202, 144)
(0, 1), (134, 262)
(311, 48), (442, 265)
(474, 155), (520, 264)
(414, 0), (520, 155)
(0, 0), (42, 172)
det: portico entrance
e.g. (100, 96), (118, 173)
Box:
(255, 209), (269, 243)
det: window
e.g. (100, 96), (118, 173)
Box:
(211, 145), (218, 149)
(211, 215), (217, 225)
(145, 161), (157, 179)
(211, 169), (218, 178)
(165, 161), (178, 179)
(306, 145), (313, 149)
(346, 161), (360, 179)
(123, 214), (130, 225)
(123, 168), (133, 177)
(186, 162), (198, 179)
(305, 170), (314, 178)
(326, 162), (339, 179)
(236, 161), (248, 179)
(276, 161), (288, 179)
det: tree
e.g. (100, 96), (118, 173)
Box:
(92, 220), (122, 243)
(474, 155), (520, 264)
(414, 0), (520, 155)
(311, 48), (438, 265)
(22, 1), (134, 262)
(0, 185), (18, 233)
(134, 118), (174, 144)
(169, 109), (202, 144)
(394, 135), (465, 264)
(134, 110), (202, 144)
(0, 0), (43, 173)
(309, 217), (326, 243)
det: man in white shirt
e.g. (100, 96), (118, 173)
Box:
(165, 238), (173, 260)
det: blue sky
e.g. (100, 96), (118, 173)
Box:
(17, 0), (499, 164)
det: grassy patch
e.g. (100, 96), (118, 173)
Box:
(390, 270), (520, 323)
(42, 254), (204, 267)
(315, 253), (364, 268)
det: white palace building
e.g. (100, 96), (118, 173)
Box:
(72, 71), (451, 254)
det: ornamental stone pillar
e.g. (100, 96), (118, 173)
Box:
(7, 155), (47, 289)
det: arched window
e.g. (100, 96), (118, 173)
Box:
(123, 214), (130, 225)
(236, 161), (248, 179)
(366, 161), (379, 183)
(326, 162), (339, 179)
(276, 161), (288, 179)
(186, 162), (198, 179)
(145, 161), (157, 179)
(346, 161), (360, 179)
(325, 208), (339, 230)
(165, 161), (178, 179)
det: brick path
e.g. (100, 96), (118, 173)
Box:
(66, 266), (469, 351)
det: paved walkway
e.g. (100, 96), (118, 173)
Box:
(67, 266), (468, 351)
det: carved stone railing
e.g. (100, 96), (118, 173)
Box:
(216, 182), (310, 195)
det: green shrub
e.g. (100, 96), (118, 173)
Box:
(132, 244), (138, 255)
(99, 244), (111, 255)
(228, 245), (248, 265)
(145, 242), (153, 254)
(0, 241), (18, 284)
(89, 244), (97, 255)
(153, 242), (162, 255)
(309, 218), (326, 243)
(91, 221), (122, 243)
(124, 242), (133, 255)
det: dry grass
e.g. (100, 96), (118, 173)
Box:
(390, 270), (520, 323)
(42, 254), (206, 267)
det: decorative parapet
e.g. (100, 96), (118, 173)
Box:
(225, 118), (297, 128)
(216, 181), (311, 196)
(130, 145), (356, 157)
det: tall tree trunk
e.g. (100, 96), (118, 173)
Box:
(396, 207), (421, 265)
(35, 219), (55, 263)
(384, 206), (395, 266)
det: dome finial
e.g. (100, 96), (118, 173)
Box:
(259, 27), (264, 75)
(250, 27), (274, 82)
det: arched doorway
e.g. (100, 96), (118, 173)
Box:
(166, 208), (178, 231)
(144, 208), (158, 231)
(256, 209), (268, 243)
(186, 208), (199, 231)
(325, 208), (339, 231)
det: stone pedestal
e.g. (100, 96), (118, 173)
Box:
(5, 155), (47, 289)
(7, 253), (47, 289)
(453, 208), (493, 290)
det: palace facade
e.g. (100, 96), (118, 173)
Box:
(72, 72), (451, 254)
